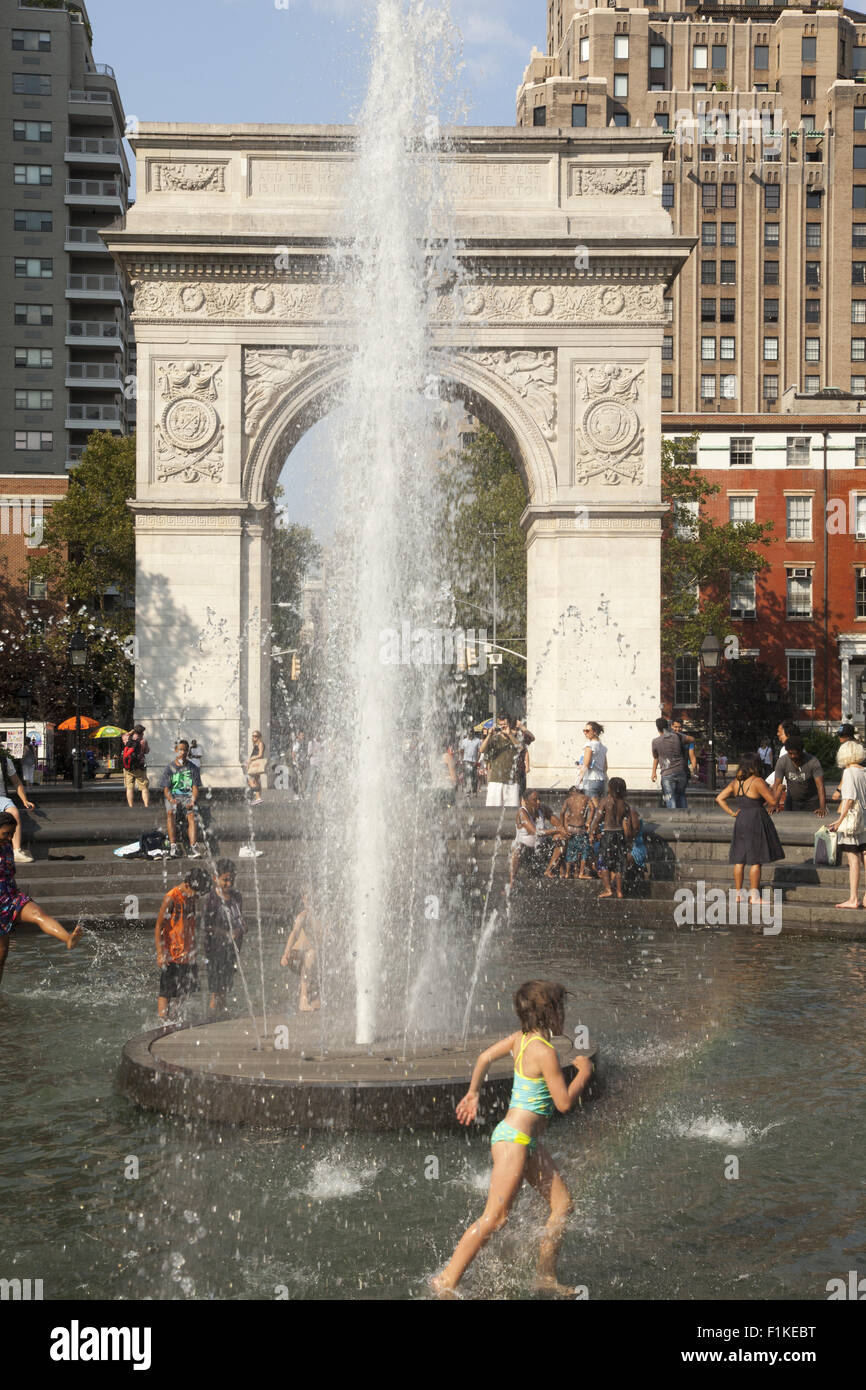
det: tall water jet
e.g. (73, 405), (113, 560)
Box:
(321, 0), (464, 1045)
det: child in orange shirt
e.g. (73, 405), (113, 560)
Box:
(155, 867), (209, 1020)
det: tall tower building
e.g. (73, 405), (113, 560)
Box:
(1, 0), (132, 601)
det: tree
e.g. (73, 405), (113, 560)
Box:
(662, 433), (774, 658)
(269, 497), (322, 747)
(27, 432), (136, 722)
(699, 658), (794, 756)
(437, 424), (527, 713)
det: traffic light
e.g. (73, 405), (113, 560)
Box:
(291, 653), (301, 682)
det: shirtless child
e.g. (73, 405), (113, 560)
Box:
(545, 786), (593, 880)
(281, 889), (321, 1012)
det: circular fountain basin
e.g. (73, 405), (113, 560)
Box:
(119, 1016), (598, 1131)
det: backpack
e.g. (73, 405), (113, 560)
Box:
(122, 741), (142, 771)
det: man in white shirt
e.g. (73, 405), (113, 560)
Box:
(459, 729), (482, 795)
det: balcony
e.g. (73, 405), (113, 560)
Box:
(84, 63), (115, 80)
(65, 178), (125, 211)
(66, 403), (122, 431)
(66, 319), (124, 348)
(65, 443), (85, 470)
(65, 137), (125, 172)
(66, 361), (123, 389)
(66, 272), (124, 302)
(65, 225), (109, 254)
(68, 89), (112, 106)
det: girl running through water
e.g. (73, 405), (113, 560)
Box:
(0, 812), (83, 984)
(432, 980), (593, 1297)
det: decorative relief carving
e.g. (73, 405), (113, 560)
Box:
(457, 350), (557, 444)
(135, 513), (241, 531)
(573, 365), (644, 488)
(243, 349), (332, 437)
(131, 276), (663, 326)
(154, 360), (224, 485)
(150, 162), (227, 193)
(569, 166), (646, 198)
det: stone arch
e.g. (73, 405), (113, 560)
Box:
(242, 347), (557, 508)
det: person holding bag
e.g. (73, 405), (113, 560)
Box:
(828, 740), (866, 909)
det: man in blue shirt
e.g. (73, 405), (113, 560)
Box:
(160, 740), (203, 859)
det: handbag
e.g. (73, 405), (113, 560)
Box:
(247, 756), (266, 776)
(813, 826), (838, 867)
(838, 802), (865, 838)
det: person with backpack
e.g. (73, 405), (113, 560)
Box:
(122, 725), (150, 809)
(650, 717), (689, 810)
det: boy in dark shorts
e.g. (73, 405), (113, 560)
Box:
(155, 866), (209, 1020)
(202, 859), (246, 1014)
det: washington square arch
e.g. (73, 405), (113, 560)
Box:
(104, 126), (691, 789)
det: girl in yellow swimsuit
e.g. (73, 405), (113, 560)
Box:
(432, 980), (593, 1297)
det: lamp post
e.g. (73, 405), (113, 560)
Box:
(17, 683), (31, 762)
(491, 526), (499, 722)
(700, 634), (723, 792)
(69, 631), (87, 792)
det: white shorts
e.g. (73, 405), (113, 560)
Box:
(486, 781), (520, 808)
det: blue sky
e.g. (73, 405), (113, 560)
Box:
(85, 0), (542, 129)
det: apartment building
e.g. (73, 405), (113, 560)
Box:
(1, 0), (132, 603)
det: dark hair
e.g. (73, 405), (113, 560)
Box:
(586, 721), (604, 738)
(656, 717), (669, 733)
(185, 867), (210, 892)
(785, 735), (806, 761)
(0, 811), (17, 833)
(215, 858), (236, 879)
(778, 720), (798, 739)
(736, 752), (765, 780)
(608, 776), (627, 799)
(175, 740), (190, 751)
(514, 981), (566, 1036)
(133, 724), (145, 735)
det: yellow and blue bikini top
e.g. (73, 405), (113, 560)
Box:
(509, 1033), (556, 1118)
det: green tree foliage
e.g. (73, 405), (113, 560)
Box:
(437, 424), (527, 713)
(699, 658), (794, 758)
(27, 432), (136, 722)
(662, 433), (774, 658)
(270, 496), (322, 746)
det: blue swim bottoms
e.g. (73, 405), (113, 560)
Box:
(490, 1120), (537, 1153)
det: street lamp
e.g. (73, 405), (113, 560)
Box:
(69, 631), (87, 792)
(700, 634), (723, 792)
(17, 683), (31, 761)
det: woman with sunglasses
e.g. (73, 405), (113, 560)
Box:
(576, 721), (607, 803)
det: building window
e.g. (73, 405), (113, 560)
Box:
(855, 263), (866, 285)
(579, 37), (589, 62)
(764, 299), (779, 323)
(764, 375), (779, 401)
(720, 336), (735, 360)
(15, 389), (52, 410)
(701, 146), (716, 163)
(720, 261), (736, 284)
(27, 578), (48, 601)
(806, 262), (821, 287)
(14, 257), (52, 279)
(674, 499), (699, 539)
(14, 430), (52, 451)
(806, 190), (823, 209)
(14, 211), (52, 232)
(857, 110), (866, 132)
(13, 120), (51, 142)
(854, 301), (866, 323)
(764, 262), (779, 285)
(650, 44), (666, 69)
(675, 655), (699, 707)
(805, 223), (822, 248)
(14, 303), (52, 326)
(721, 184), (736, 208)
(855, 188), (866, 210)
(805, 300), (820, 323)
(731, 573), (756, 619)
(805, 338), (820, 362)
(13, 165), (52, 187)
(614, 36), (629, 59)
(702, 223), (717, 246)
(856, 570), (866, 618)
(801, 76), (815, 102)
(754, 44), (769, 69)
(856, 149), (866, 171)
(730, 437), (753, 467)
(721, 223), (736, 247)
(15, 348), (52, 368)
(533, 107), (547, 126)
(661, 183), (674, 209)
(701, 374), (716, 400)
(720, 298), (735, 322)
(764, 223), (779, 248)
(662, 336), (673, 360)
(712, 44), (727, 70)
(786, 496), (812, 540)
(664, 296), (673, 321)
(702, 184), (717, 210)
(721, 375), (737, 399)
(572, 103), (587, 127)
(854, 339), (866, 362)
(612, 113), (629, 128)
(802, 36), (816, 63)
(613, 74), (628, 98)
(12, 30), (51, 52)
(701, 261), (717, 285)
(855, 226), (866, 250)
(729, 495), (755, 524)
(856, 495), (866, 537)
(853, 376), (866, 393)
(787, 571), (813, 619)
(12, 75), (51, 96)
(701, 298), (716, 322)
(765, 184), (781, 211)
(693, 45), (708, 70)
(701, 336), (716, 360)
(787, 653), (814, 707)
(661, 373), (673, 398)
(856, 437), (866, 466)
(786, 436), (812, 467)
(764, 337), (779, 361)
(804, 375), (820, 394)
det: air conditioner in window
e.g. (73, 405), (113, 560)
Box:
(790, 567), (811, 579)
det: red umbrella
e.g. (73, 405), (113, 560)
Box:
(57, 715), (99, 731)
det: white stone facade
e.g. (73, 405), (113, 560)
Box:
(104, 126), (691, 788)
